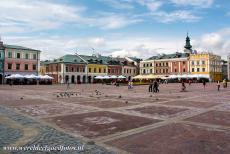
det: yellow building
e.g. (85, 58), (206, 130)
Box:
(190, 52), (222, 81)
(87, 64), (107, 83)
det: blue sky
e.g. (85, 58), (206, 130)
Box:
(0, 0), (230, 60)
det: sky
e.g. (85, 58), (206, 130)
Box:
(0, 0), (230, 60)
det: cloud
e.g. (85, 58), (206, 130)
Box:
(151, 10), (201, 23)
(170, 0), (214, 8)
(137, 0), (163, 11)
(93, 13), (142, 29)
(193, 28), (230, 58)
(98, 0), (134, 9)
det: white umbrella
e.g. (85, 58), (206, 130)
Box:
(95, 76), (103, 79)
(6, 74), (24, 79)
(103, 76), (110, 79)
(117, 75), (126, 79)
(110, 75), (118, 79)
(25, 74), (39, 79)
(39, 75), (54, 80)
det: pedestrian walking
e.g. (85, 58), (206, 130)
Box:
(181, 80), (186, 91)
(217, 81), (220, 91)
(202, 80), (206, 90)
(149, 81), (153, 92)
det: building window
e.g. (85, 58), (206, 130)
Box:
(89, 68), (91, 73)
(8, 52), (12, 58)
(76, 67), (79, 72)
(156, 70), (158, 73)
(191, 61), (194, 65)
(17, 53), (21, 59)
(156, 63), (158, 67)
(183, 68), (186, 72)
(25, 64), (29, 70)
(33, 64), (36, 70)
(94, 68), (96, 73)
(16, 64), (20, 70)
(66, 67), (68, 72)
(143, 64), (145, 67)
(0, 52), (2, 58)
(71, 67), (74, 72)
(175, 69), (177, 72)
(146, 64), (149, 67)
(202, 68), (205, 72)
(25, 53), (29, 59)
(33, 54), (37, 60)
(99, 68), (101, 73)
(192, 68), (195, 72)
(197, 68), (200, 72)
(150, 63), (152, 67)
(183, 61), (186, 65)
(197, 61), (200, 65)
(202, 61), (205, 65)
(8, 63), (12, 70)
(104, 69), (106, 73)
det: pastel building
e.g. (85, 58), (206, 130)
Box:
(4, 45), (41, 77)
(44, 55), (87, 84)
(189, 52), (222, 81)
(146, 52), (190, 76)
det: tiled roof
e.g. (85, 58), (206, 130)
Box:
(128, 57), (142, 62)
(147, 52), (189, 60)
(4, 44), (41, 52)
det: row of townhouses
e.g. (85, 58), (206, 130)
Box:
(0, 39), (41, 84)
(0, 35), (229, 84)
(40, 54), (141, 84)
(140, 34), (226, 82)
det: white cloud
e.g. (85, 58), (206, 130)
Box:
(193, 28), (230, 58)
(137, 0), (163, 11)
(98, 0), (134, 9)
(151, 10), (201, 23)
(170, 0), (214, 8)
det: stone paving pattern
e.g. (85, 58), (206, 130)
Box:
(0, 83), (230, 154)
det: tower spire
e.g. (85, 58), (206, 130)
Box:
(184, 33), (192, 53)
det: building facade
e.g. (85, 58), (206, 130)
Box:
(221, 60), (228, 80)
(0, 40), (4, 84)
(4, 45), (41, 77)
(190, 52), (222, 81)
(228, 55), (230, 80)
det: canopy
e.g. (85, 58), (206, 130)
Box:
(5, 74), (24, 79)
(25, 74), (39, 79)
(110, 75), (118, 79)
(117, 75), (126, 79)
(39, 75), (54, 79)
(94, 76), (104, 79)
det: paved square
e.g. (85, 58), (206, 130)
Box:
(45, 111), (160, 138)
(127, 105), (188, 118)
(0, 83), (230, 153)
(186, 110), (230, 127)
(162, 100), (219, 108)
(105, 123), (230, 154)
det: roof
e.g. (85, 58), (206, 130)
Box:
(79, 54), (121, 65)
(127, 57), (142, 62)
(147, 52), (189, 60)
(4, 44), (41, 52)
(44, 54), (122, 65)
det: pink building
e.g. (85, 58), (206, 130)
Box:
(4, 45), (41, 76)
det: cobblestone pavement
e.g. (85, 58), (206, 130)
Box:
(0, 107), (115, 154)
(0, 83), (230, 154)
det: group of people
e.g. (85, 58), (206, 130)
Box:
(149, 80), (160, 93)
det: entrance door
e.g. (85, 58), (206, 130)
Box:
(71, 75), (75, 83)
(0, 74), (2, 84)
